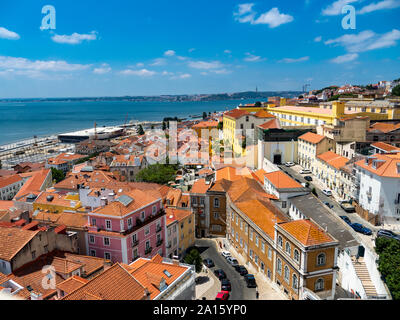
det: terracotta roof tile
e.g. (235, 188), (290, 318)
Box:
(264, 171), (303, 189)
(190, 178), (210, 194)
(279, 219), (336, 246)
(0, 226), (39, 261)
(317, 151), (349, 170)
(298, 132), (326, 144)
(371, 142), (400, 153)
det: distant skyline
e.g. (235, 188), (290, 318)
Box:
(0, 0), (399, 98)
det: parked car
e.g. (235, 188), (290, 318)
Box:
(233, 264), (241, 272)
(324, 201), (334, 209)
(221, 251), (231, 259)
(237, 265), (248, 276)
(340, 216), (352, 225)
(339, 201), (355, 213)
(244, 274), (257, 288)
(227, 257), (239, 267)
(214, 269), (227, 280)
(304, 176), (313, 181)
(284, 162), (295, 167)
(215, 291), (230, 300)
(203, 258), (214, 268)
(300, 169), (312, 174)
(322, 189), (332, 196)
(376, 229), (400, 242)
(351, 223), (373, 235)
(221, 279), (231, 291)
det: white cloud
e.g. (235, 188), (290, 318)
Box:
(164, 50), (176, 57)
(244, 53), (265, 62)
(321, 0), (359, 16)
(330, 53), (359, 63)
(188, 60), (224, 70)
(177, 56), (188, 61)
(93, 64), (111, 74)
(358, 0), (400, 14)
(0, 27), (20, 40)
(234, 4), (293, 28)
(136, 63), (144, 67)
(51, 31), (97, 44)
(0, 55), (89, 72)
(171, 73), (192, 79)
(234, 3), (256, 23)
(314, 36), (322, 42)
(325, 29), (400, 52)
(120, 68), (156, 76)
(150, 58), (167, 66)
(279, 56), (309, 63)
(252, 7), (294, 28)
(224, 50), (232, 54)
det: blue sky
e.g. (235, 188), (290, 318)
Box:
(0, 0), (399, 98)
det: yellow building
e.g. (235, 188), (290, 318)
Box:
(223, 109), (276, 157)
(192, 119), (220, 155)
(165, 208), (195, 258)
(33, 190), (83, 213)
(266, 101), (389, 127)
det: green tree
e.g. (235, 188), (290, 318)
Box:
(183, 248), (203, 273)
(162, 121), (167, 131)
(392, 84), (400, 97)
(255, 101), (262, 107)
(217, 121), (223, 130)
(137, 124), (145, 135)
(136, 163), (178, 185)
(375, 237), (400, 299)
(51, 167), (65, 183)
(311, 187), (318, 197)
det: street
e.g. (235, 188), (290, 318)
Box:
(195, 238), (257, 300)
(279, 164), (377, 249)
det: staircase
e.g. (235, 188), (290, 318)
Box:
(351, 257), (377, 298)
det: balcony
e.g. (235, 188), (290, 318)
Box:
(131, 239), (139, 247)
(156, 225), (162, 233)
(122, 209), (166, 236)
(156, 239), (163, 247)
(145, 247), (152, 255)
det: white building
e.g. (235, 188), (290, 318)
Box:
(355, 153), (400, 225)
(0, 175), (24, 201)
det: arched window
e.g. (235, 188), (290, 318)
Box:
(278, 235), (283, 248)
(285, 242), (291, 255)
(284, 266), (290, 283)
(277, 258), (282, 274)
(292, 274), (298, 290)
(294, 249), (300, 263)
(317, 253), (326, 266)
(315, 278), (324, 291)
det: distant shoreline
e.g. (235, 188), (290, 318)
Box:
(0, 90), (301, 103)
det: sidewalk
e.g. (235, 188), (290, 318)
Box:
(195, 267), (220, 300)
(213, 237), (287, 300)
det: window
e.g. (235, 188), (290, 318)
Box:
(277, 258), (282, 274)
(315, 278), (324, 291)
(214, 198), (220, 208)
(255, 235), (259, 247)
(261, 241), (265, 253)
(91, 218), (97, 226)
(141, 211), (145, 221)
(278, 235), (283, 248)
(213, 212), (219, 219)
(268, 247), (272, 260)
(200, 197), (205, 205)
(317, 253), (326, 266)
(192, 197), (197, 205)
(152, 205), (157, 215)
(127, 217), (133, 228)
(106, 220), (112, 230)
(284, 266), (290, 283)
(249, 229), (253, 241)
(104, 237), (110, 246)
(250, 249), (253, 258)
(292, 274), (298, 290)
(285, 242), (291, 255)
(89, 235), (95, 244)
(90, 250), (96, 257)
(145, 226), (150, 236)
(145, 240), (150, 250)
(294, 249), (300, 263)
(104, 252), (111, 260)
(245, 224), (248, 234)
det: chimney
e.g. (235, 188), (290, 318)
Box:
(108, 192), (115, 203)
(100, 197), (108, 206)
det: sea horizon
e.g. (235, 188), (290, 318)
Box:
(0, 99), (257, 146)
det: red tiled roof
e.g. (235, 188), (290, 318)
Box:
(298, 132), (325, 144)
(371, 142), (400, 153)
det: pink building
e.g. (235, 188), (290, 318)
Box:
(86, 188), (166, 264)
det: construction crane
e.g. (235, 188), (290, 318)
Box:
(302, 84), (311, 93)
